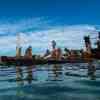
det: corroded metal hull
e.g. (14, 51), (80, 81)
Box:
(1, 56), (87, 66)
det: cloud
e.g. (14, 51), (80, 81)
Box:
(0, 17), (51, 36)
(0, 18), (99, 56)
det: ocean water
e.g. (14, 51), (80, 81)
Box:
(0, 63), (100, 100)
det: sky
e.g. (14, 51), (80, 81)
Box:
(0, 0), (100, 56)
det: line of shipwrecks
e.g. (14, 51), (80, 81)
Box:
(0, 32), (100, 66)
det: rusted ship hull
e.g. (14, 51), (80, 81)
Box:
(1, 56), (88, 66)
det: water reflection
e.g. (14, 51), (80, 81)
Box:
(48, 64), (63, 81)
(15, 65), (36, 98)
(87, 62), (96, 80)
(16, 66), (24, 86)
(16, 66), (24, 97)
(26, 66), (33, 84)
(15, 64), (64, 85)
(0, 63), (99, 100)
(15, 63), (97, 85)
(16, 65), (35, 85)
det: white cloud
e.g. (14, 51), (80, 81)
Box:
(0, 17), (51, 36)
(0, 18), (99, 56)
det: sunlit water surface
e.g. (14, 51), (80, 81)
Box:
(0, 63), (100, 100)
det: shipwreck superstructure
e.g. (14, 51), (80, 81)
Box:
(0, 31), (100, 66)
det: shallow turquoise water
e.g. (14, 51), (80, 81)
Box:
(0, 63), (100, 100)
